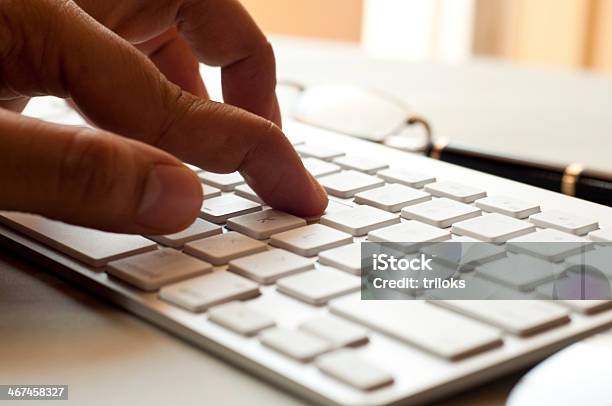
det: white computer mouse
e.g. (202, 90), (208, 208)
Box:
(507, 331), (612, 406)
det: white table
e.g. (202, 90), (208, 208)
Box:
(4, 37), (611, 406)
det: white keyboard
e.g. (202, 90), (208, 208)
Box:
(2, 117), (612, 405)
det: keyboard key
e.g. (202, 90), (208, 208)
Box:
(565, 247), (612, 278)
(270, 224), (352, 257)
(200, 195), (261, 224)
(147, 218), (222, 248)
(425, 181), (486, 203)
(304, 199), (355, 224)
(507, 229), (592, 262)
(107, 248), (212, 291)
(0, 212), (156, 268)
(535, 282), (612, 314)
(159, 271), (259, 312)
(227, 209), (306, 240)
(401, 198), (481, 228)
(202, 184), (222, 199)
(299, 315), (368, 347)
(316, 349), (393, 391)
(368, 221), (450, 244)
(198, 171), (244, 191)
(259, 328), (332, 362)
(229, 249), (313, 284)
(377, 168), (435, 189)
(184, 231), (267, 265)
(475, 254), (558, 291)
(295, 144), (345, 161)
(420, 237), (506, 271)
(276, 267), (360, 305)
(433, 300), (570, 336)
(302, 157), (342, 178)
(320, 205), (399, 236)
(530, 210), (599, 235)
(451, 213), (535, 243)
(234, 184), (264, 204)
(319, 170), (385, 198)
(332, 156), (389, 174)
(208, 301), (275, 336)
(475, 196), (540, 219)
(589, 227), (612, 242)
(184, 163), (203, 173)
(330, 298), (502, 360)
(319, 242), (362, 275)
(354, 184), (431, 212)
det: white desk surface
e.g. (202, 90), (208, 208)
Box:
(3, 37), (611, 406)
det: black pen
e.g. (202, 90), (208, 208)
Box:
(425, 138), (612, 207)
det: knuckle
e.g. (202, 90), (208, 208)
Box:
(58, 130), (125, 204)
(0, 0), (74, 95)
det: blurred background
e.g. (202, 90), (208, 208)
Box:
(240, 0), (612, 74)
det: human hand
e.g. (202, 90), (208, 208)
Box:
(0, 0), (327, 234)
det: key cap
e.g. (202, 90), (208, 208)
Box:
(565, 247), (612, 278)
(184, 163), (203, 173)
(147, 218), (222, 248)
(259, 328), (332, 362)
(198, 171), (244, 191)
(159, 271), (259, 312)
(589, 227), (612, 242)
(302, 157), (342, 178)
(299, 315), (368, 347)
(426, 274), (507, 300)
(304, 199), (355, 224)
(354, 184), (431, 212)
(451, 213), (535, 243)
(433, 300), (570, 336)
(0, 212), (156, 268)
(202, 184), (222, 199)
(319, 170), (385, 198)
(507, 229), (592, 262)
(295, 144), (345, 161)
(319, 242), (362, 275)
(208, 301), (275, 336)
(107, 248), (212, 291)
(200, 194), (261, 224)
(376, 168), (435, 189)
(330, 297), (502, 360)
(475, 196), (540, 219)
(530, 210), (599, 235)
(227, 209), (306, 240)
(234, 184), (264, 204)
(316, 349), (393, 391)
(535, 281), (612, 314)
(320, 205), (399, 236)
(425, 181), (486, 203)
(475, 254), (558, 291)
(229, 248), (314, 284)
(420, 237), (506, 271)
(368, 221), (451, 244)
(401, 198), (481, 228)
(276, 267), (361, 305)
(270, 224), (352, 257)
(184, 231), (267, 265)
(332, 156), (389, 174)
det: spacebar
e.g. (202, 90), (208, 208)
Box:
(0, 212), (157, 268)
(329, 297), (503, 361)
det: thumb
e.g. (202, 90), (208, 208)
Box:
(0, 109), (202, 234)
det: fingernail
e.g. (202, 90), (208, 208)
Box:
(136, 165), (202, 231)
